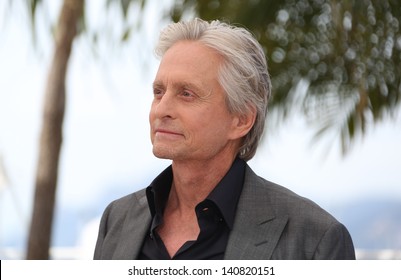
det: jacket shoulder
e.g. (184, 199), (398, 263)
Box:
(245, 165), (336, 223)
(107, 189), (147, 213)
(241, 165), (355, 259)
(93, 188), (149, 259)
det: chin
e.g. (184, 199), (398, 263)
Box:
(152, 147), (174, 160)
(153, 154), (172, 160)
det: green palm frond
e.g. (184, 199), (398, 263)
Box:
(174, 0), (401, 156)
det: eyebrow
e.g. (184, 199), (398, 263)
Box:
(152, 80), (205, 94)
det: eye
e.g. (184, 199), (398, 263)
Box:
(153, 88), (164, 98)
(182, 91), (193, 98)
(180, 88), (198, 100)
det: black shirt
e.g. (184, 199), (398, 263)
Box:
(139, 158), (246, 260)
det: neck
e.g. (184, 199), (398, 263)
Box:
(168, 153), (237, 211)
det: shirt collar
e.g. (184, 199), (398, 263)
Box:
(146, 165), (173, 218)
(146, 158), (246, 229)
(205, 158), (245, 229)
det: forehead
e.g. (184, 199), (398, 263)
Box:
(155, 40), (223, 82)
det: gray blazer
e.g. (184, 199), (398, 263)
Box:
(94, 165), (355, 259)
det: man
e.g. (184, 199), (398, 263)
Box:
(94, 18), (355, 260)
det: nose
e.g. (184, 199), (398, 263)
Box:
(151, 90), (176, 119)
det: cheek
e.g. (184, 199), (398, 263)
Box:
(193, 114), (229, 139)
(149, 106), (156, 141)
(149, 103), (157, 124)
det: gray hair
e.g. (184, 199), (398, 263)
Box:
(155, 18), (271, 161)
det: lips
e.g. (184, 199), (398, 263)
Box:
(154, 128), (184, 138)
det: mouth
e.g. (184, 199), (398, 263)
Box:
(154, 129), (183, 138)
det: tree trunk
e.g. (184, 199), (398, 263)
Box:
(26, 0), (83, 260)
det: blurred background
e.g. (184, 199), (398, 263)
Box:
(0, 0), (400, 260)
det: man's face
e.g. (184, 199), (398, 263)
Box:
(149, 40), (241, 162)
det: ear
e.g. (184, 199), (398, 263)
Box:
(229, 106), (256, 140)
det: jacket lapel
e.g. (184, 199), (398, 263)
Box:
(224, 166), (288, 260)
(113, 191), (151, 259)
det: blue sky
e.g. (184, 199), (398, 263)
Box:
(1, 0), (401, 258)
